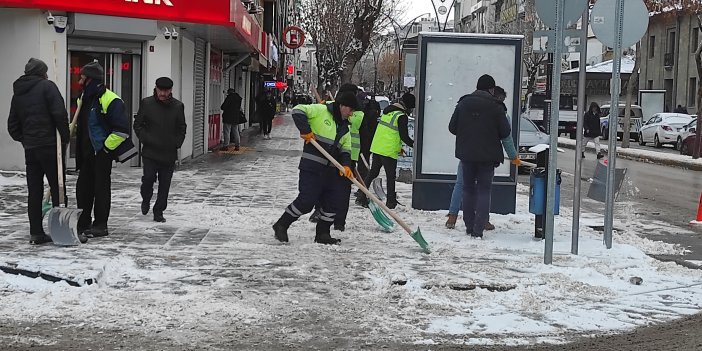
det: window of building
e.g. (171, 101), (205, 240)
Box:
(667, 31), (676, 54)
(649, 36), (656, 58)
(647, 80), (654, 90)
(692, 28), (699, 54)
(689, 77), (697, 107)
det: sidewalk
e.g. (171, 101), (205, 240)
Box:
(558, 137), (702, 171)
(1, 113), (702, 349)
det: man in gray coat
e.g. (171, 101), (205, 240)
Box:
(448, 74), (512, 239)
(133, 77), (187, 222)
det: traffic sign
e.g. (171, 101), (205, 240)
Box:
(591, 0), (649, 48)
(533, 30), (583, 53)
(535, 0), (588, 29)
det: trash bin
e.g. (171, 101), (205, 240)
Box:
(529, 167), (561, 215)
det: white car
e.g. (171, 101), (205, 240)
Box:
(639, 113), (694, 148)
(676, 118), (697, 150)
(518, 117), (550, 160)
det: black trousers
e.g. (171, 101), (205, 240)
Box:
(76, 150), (112, 231)
(25, 146), (64, 235)
(261, 116), (273, 134)
(283, 168), (347, 227)
(363, 153), (397, 201)
(140, 157), (175, 215)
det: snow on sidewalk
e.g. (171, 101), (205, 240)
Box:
(0, 116), (700, 348)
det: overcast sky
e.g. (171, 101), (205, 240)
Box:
(403, 0), (455, 22)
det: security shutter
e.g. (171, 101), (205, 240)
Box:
(192, 38), (207, 157)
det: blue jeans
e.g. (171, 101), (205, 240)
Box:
(448, 162), (463, 215)
(461, 161), (495, 236)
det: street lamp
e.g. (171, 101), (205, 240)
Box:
(382, 12), (432, 98)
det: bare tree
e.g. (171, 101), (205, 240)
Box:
(621, 42), (640, 149)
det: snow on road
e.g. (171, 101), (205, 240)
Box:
(0, 132), (700, 347)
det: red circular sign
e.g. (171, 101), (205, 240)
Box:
(283, 26), (305, 49)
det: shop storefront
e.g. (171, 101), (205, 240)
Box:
(0, 0), (260, 170)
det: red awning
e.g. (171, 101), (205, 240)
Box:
(0, 0), (260, 51)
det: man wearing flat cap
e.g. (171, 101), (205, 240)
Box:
(133, 77), (187, 222)
(75, 61), (131, 239)
(8, 58), (70, 245)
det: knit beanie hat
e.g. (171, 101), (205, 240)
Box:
(335, 91), (359, 110)
(80, 62), (104, 80)
(24, 58), (48, 77)
(401, 93), (416, 109)
(476, 74), (496, 91)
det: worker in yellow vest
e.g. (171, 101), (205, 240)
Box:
(358, 93), (415, 209)
(272, 91), (359, 244)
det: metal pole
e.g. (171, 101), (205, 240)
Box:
(572, 8), (589, 255)
(544, 0), (565, 265)
(604, 0), (625, 249)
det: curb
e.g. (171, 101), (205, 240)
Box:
(557, 140), (702, 171)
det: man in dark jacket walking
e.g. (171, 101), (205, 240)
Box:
(7, 58), (70, 245)
(583, 102), (603, 159)
(221, 88), (243, 150)
(75, 62), (130, 238)
(133, 77), (187, 222)
(448, 74), (514, 238)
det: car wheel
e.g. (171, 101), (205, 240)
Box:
(676, 137), (682, 151)
(681, 142), (689, 155)
(654, 134), (662, 148)
(638, 133), (646, 146)
(569, 131), (576, 139)
(601, 127), (608, 140)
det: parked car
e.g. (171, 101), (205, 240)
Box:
(676, 118), (697, 150)
(518, 116), (550, 160)
(639, 113), (694, 148)
(680, 133), (699, 156)
(600, 104), (643, 141)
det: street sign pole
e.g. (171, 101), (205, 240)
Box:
(544, 0), (565, 265)
(604, 0), (625, 249)
(572, 8), (589, 255)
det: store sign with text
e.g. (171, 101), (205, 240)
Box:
(0, 0), (232, 26)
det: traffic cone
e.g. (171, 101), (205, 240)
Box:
(690, 192), (702, 225)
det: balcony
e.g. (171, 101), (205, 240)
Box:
(664, 52), (675, 69)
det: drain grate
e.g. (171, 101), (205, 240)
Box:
(392, 280), (515, 292)
(0, 265), (96, 287)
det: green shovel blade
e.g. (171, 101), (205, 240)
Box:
(368, 201), (395, 232)
(41, 200), (52, 217)
(410, 227), (430, 253)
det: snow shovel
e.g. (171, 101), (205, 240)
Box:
(47, 130), (83, 246)
(358, 154), (395, 232)
(310, 139), (429, 253)
(41, 187), (52, 217)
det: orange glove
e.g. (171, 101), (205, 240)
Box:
(339, 166), (354, 179)
(511, 158), (522, 166)
(300, 132), (315, 144)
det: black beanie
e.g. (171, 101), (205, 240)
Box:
(80, 62), (104, 80)
(155, 77), (174, 89)
(476, 74), (496, 91)
(24, 58), (48, 77)
(337, 83), (359, 94)
(401, 93), (416, 109)
(335, 91), (359, 110)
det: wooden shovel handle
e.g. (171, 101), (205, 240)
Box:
(309, 139), (413, 234)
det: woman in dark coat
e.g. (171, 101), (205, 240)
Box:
(221, 88), (244, 150)
(256, 91), (276, 139)
(583, 102), (603, 159)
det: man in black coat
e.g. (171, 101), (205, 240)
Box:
(448, 74), (512, 239)
(8, 58), (70, 245)
(133, 77), (187, 222)
(221, 88), (243, 150)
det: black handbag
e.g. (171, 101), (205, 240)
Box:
(239, 110), (247, 124)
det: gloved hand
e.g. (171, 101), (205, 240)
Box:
(511, 158), (522, 166)
(300, 132), (315, 144)
(339, 166), (354, 179)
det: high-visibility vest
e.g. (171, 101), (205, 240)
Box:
(349, 111), (364, 161)
(370, 110), (403, 159)
(292, 104), (351, 168)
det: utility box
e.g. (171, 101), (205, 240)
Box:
(529, 168), (561, 215)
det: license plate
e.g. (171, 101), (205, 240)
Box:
(519, 153), (537, 160)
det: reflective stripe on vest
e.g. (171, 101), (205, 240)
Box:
(349, 111), (364, 161)
(370, 111), (403, 159)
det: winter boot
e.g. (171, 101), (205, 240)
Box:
(356, 193), (369, 208)
(333, 222), (345, 232)
(596, 151), (604, 159)
(29, 233), (52, 245)
(273, 213), (295, 243)
(141, 198), (150, 215)
(309, 208), (321, 223)
(314, 222), (341, 245)
(484, 222), (496, 231)
(581, 152), (586, 159)
(153, 213), (166, 223)
(445, 214), (458, 229)
(84, 227), (109, 238)
(386, 193), (398, 210)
